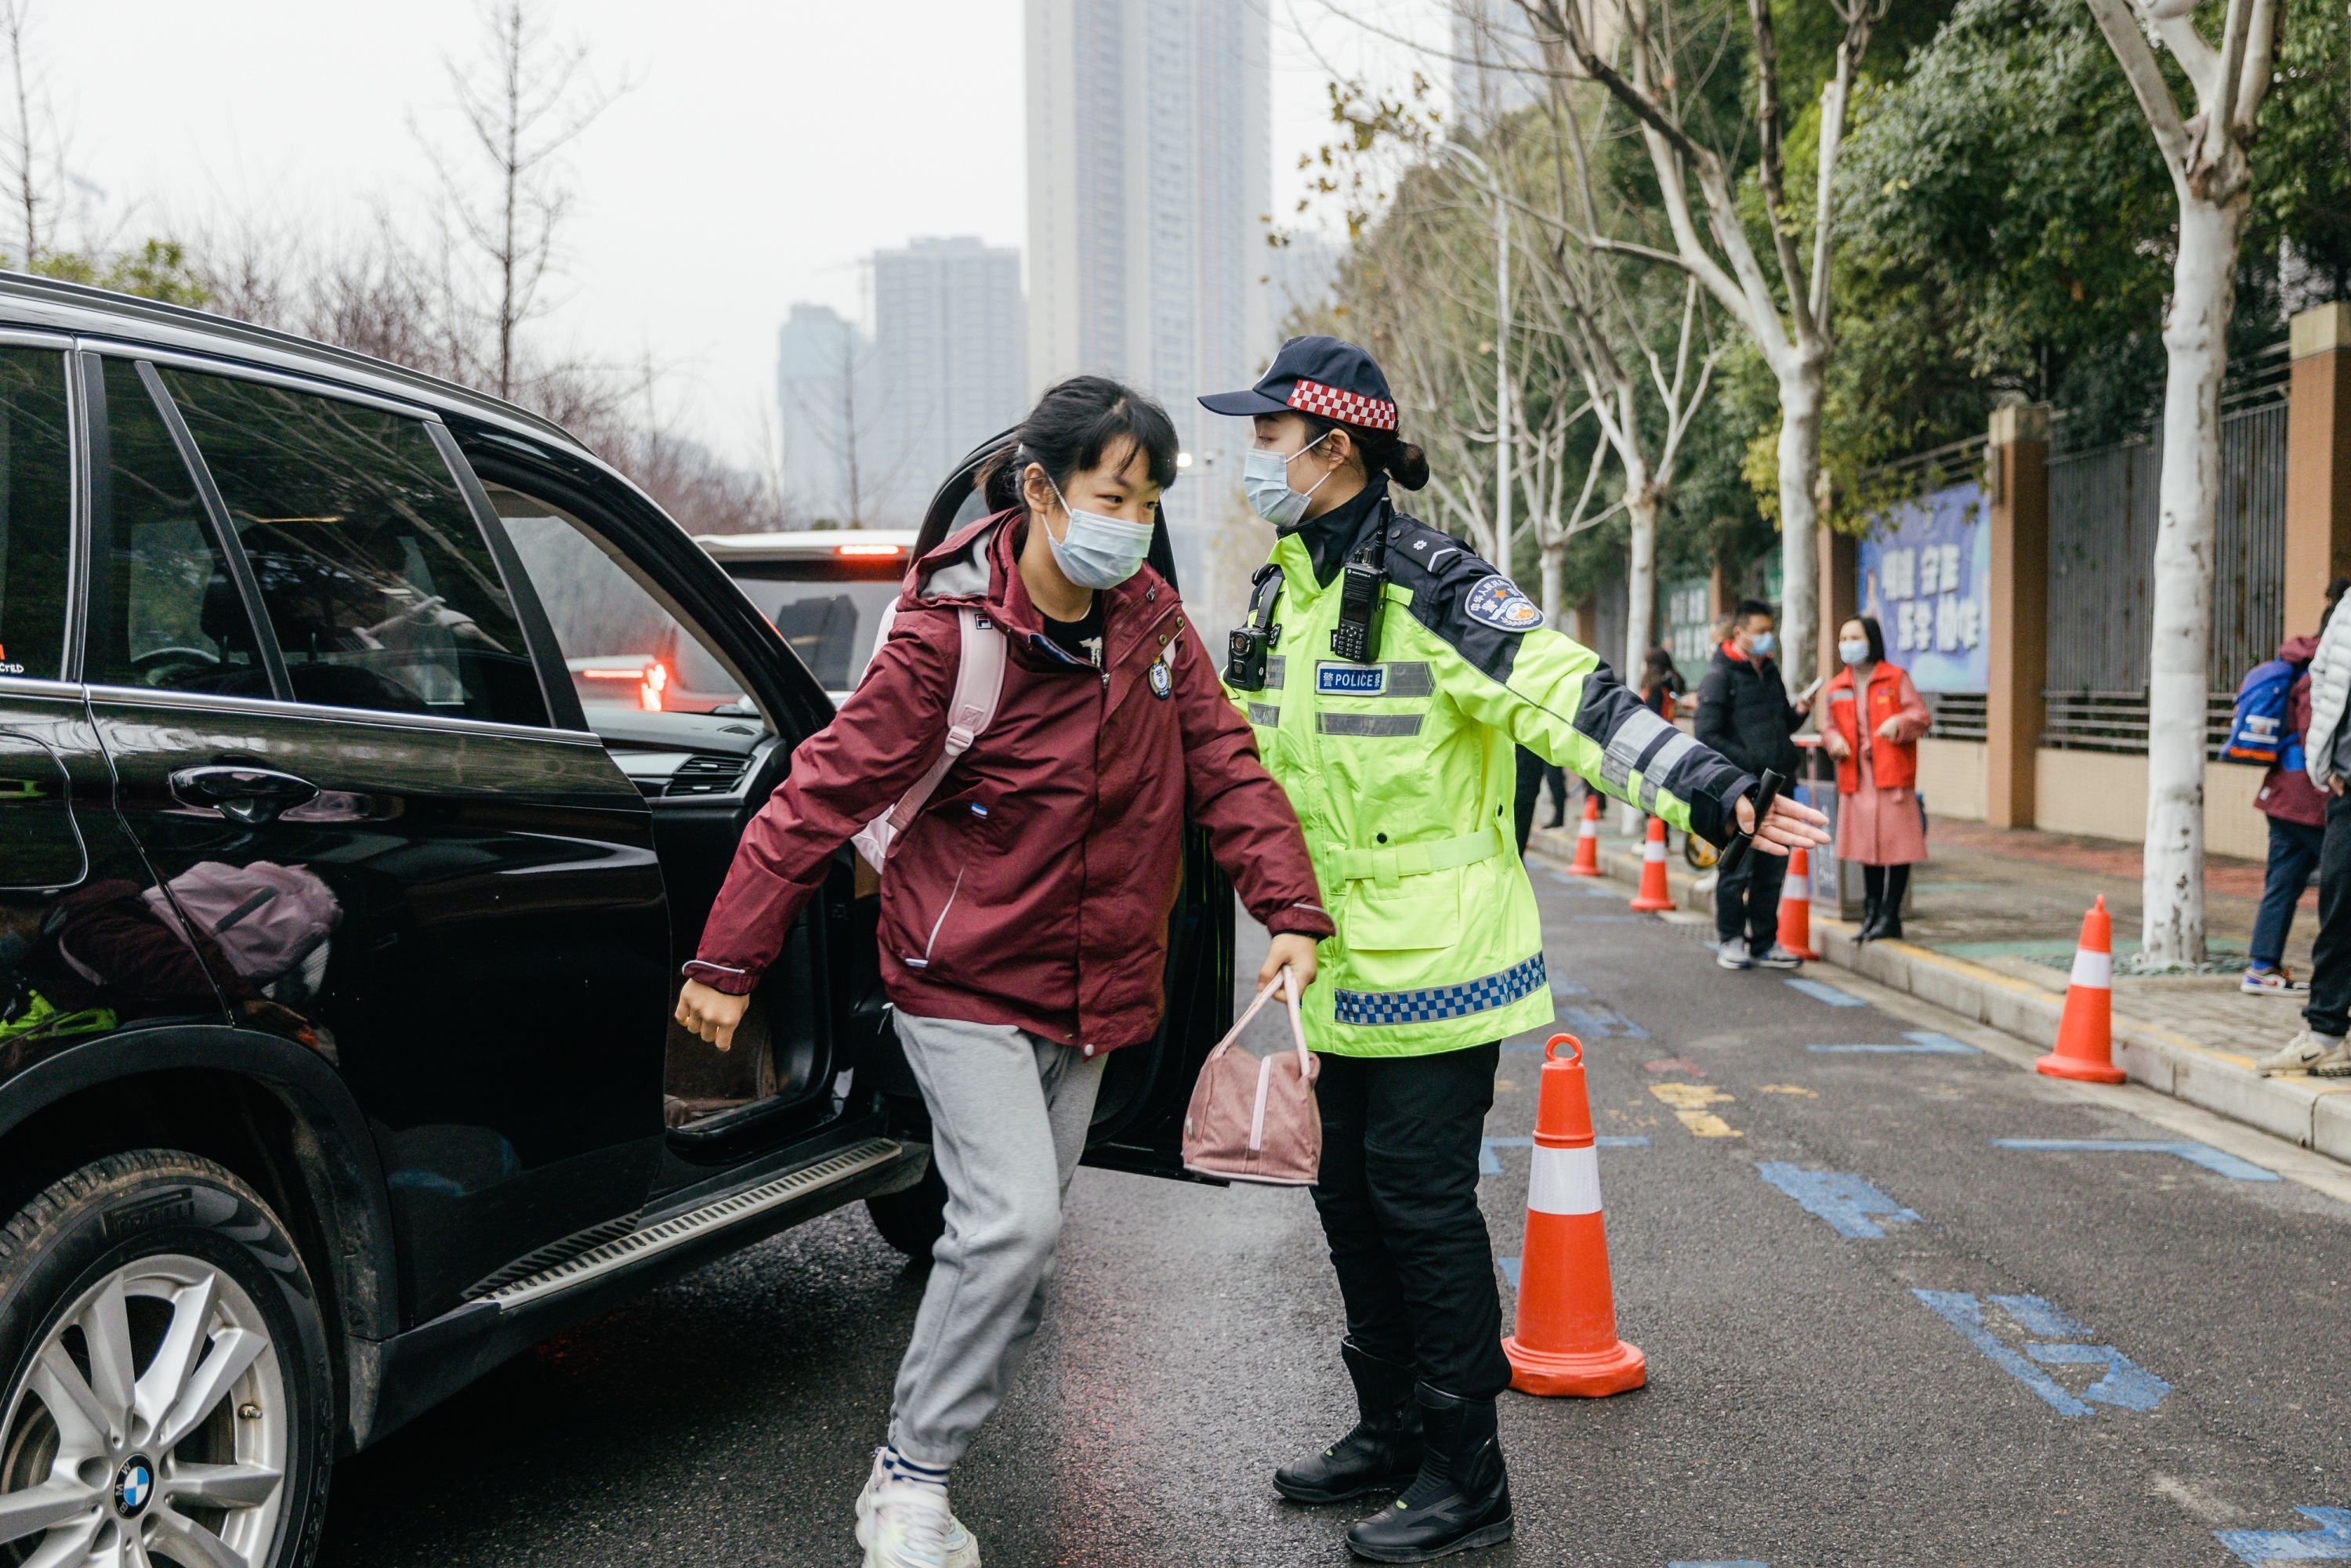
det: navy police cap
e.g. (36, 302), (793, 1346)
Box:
(1199, 335), (1397, 432)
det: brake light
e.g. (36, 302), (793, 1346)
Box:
(581, 668), (637, 679)
(640, 661), (670, 712)
(835, 542), (904, 558)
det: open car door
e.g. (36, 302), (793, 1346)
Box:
(895, 435), (1238, 1184)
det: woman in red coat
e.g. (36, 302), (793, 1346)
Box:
(1820, 614), (1931, 941)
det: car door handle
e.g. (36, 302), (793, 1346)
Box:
(170, 764), (321, 825)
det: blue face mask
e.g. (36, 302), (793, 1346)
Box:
(1748, 630), (1777, 659)
(1839, 639), (1871, 667)
(1243, 431), (1332, 530)
(1043, 476), (1154, 590)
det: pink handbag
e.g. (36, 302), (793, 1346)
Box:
(1182, 968), (1320, 1186)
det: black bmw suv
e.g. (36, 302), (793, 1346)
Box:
(0, 276), (1233, 1567)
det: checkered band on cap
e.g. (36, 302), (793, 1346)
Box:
(1287, 376), (1397, 431)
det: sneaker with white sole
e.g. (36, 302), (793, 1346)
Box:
(857, 1452), (980, 1568)
(1715, 940), (1752, 971)
(2241, 966), (2307, 996)
(2256, 1030), (2351, 1077)
(1751, 945), (1804, 970)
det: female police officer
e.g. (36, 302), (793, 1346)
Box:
(1203, 338), (1828, 1563)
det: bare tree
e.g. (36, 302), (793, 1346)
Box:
(0, 0), (58, 267)
(2081, 0), (2283, 966)
(1516, 0), (1885, 693)
(425, 0), (626, 400)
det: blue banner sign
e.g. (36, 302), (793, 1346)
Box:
(1856, 481), (1990, 693)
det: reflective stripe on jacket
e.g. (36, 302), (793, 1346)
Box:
(1823, 662), (1929, 793)
(1230, 503), (1755, 1058)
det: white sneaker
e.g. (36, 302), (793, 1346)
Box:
(1716, 940), (1752, 971)
(2255, 1030), (2351, 1077)
(1751, 945), (1804, 971)
(857, 1450), (980, 1568)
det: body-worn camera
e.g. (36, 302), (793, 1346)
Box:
(1227, 564), (1285, 692)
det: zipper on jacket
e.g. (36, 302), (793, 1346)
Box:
(906, 867), (965, 969)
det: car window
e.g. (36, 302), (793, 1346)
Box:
(491, 485), (773, 740)
(155, 367), (548, 728)
(726, 572), (900, 692)
(0, 348), (74, 683)
(85, 359), (270, 696)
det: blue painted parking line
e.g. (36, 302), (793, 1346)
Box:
(1669, 1561), (1770, 1567)
(1481, 1134), (1649, 1175)
(1807, 1030), (1978, 1055)
(1557, 1001), (1650, 1039)
(1497, 1256), (1521, 1288)
(1912, 1290), (2171, 1416)
(1755, 1163), (1922, 1239)
(1784, 977), (1867, 1007)
(1990, 1138), (2281, 1182)
(2215, 1508), (2351, 1563)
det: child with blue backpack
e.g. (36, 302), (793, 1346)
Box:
(2238, 580), (2348, 998)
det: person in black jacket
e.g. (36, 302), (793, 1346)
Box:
(1695, 600), (1813, 970)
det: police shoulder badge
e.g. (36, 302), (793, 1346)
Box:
(1148, 658), (1173, 698)
(1464, 574), (1544, 632)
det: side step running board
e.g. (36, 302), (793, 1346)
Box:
(484, 1137), (904, 1311)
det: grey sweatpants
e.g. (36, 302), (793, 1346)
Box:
(887, 1010), (1107, 1468)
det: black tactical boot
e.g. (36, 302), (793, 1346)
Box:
(1273, 1340), (1424, 1505)
(1857, 890), (1882, 943)
(1344, 1384), (1513, 1562)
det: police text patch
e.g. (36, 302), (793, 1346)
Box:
(1317, 662), (1387, 696)
(1465, 575), (1543, 632)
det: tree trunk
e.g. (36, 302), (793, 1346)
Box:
(1540, 535), (1564, 626)
(2140, 193), (2244, 968)
(1774, 357), (1824, 696)
(1625, 489), (1658, 684)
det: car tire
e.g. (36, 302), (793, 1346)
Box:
(0, 1150), (335, 1568)
(864, 1160), (947, 1260)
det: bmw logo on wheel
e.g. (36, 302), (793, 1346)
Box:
(114, 1458), (154, 1517)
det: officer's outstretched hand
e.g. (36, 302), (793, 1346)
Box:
(1734, 791), (1832, 856)
(1260, 933), (1320, 994)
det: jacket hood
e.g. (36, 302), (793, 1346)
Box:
(2281, 633), (2321, 663)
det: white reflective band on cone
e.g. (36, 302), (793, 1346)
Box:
(1643, 841), (1666, 861)
(1578, 820), (1597, 837)
(1527, 1144), (1603, 1216)
(2070, 948), (2113, 989)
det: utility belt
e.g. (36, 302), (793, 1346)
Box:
(1329, 821), (1505, 889)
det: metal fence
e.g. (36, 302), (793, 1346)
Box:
(2040, 393), (2288, 752)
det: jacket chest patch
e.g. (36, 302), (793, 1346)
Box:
(1148, 659), (1172, 699)
(1317, 662), (1387, 696)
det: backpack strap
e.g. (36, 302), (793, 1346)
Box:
(852, 607), (1007, 867)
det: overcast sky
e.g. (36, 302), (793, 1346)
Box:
(38, 1), (1443, 469)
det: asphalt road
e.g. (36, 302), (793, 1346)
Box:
(314, 870), (2351, 1567)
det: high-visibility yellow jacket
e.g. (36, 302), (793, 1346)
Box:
(1228, 496), (1756, 1057)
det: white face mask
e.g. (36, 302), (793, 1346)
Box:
(1242, 431), (1333, 530)
(1042, 475), (1153, 590)
(1839, 639), (1871, 667)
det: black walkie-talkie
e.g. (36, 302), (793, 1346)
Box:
(1227, 564), (1284, 691)
(1331, 548), (1386, 664)
(1716, 768), (1785, 880)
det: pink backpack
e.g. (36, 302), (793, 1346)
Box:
(141, 861), (341, 986)
(850, 601), (1009, 870)
(1183, 968), (1321, 1186)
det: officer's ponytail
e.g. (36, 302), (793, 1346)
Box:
(1299, 412), (1429, 491)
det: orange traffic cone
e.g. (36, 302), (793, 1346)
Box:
(2036, 896), (2125, 1084)
(1776, 844), (1818, 960)
(1568, 792), (1603, 876)
(1502, 1034), (1646, 1397)
(1628, 816), (1675, 911)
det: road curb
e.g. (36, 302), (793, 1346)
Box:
(1523, 827), (2351, 1167)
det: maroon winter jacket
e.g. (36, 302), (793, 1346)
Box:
(686, 509), (1335, 1053)
(2256, 633), (2326, 828)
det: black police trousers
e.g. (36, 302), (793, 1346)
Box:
(1309, 1040), (1514, 1399)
